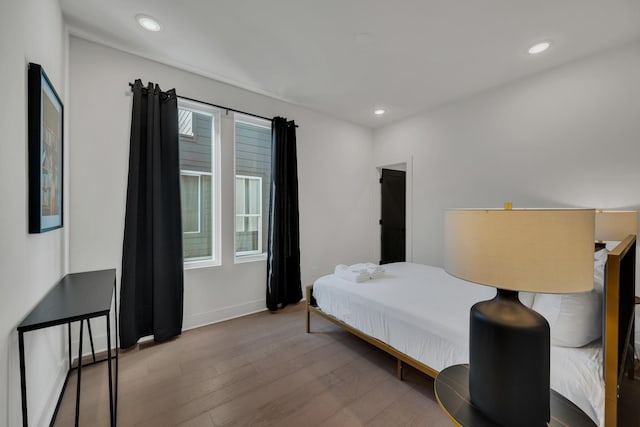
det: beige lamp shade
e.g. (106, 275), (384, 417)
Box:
(594, 210), (638, 241)
(444, 209), (595, 293)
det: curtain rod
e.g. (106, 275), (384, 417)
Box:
(128, 82), (298, 127)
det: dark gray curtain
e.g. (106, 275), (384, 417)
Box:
(119, 79), (184, 349)
(266, 117), (302, 311)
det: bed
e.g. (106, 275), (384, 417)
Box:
(305, 235), (636, 427)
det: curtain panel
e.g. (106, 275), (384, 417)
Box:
(266, 117), (302, 310)
(119, 79), (184, 349)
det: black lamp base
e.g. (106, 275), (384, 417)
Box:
(469, 289), (550, 427)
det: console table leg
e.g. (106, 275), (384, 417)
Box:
(19, 331), (28, 427)
(87, 319), (97, 363)
(107, 315), (114, 426)
(67, 323), (72, 370)
(75, 320), (84, 427)
(115, 286), (119, 423)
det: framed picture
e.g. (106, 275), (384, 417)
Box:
(28, 63), (63, 233)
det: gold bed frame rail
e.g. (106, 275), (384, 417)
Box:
(305, 285), (438, 380)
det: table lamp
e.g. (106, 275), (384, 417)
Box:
(444, 206), (595, 427)
(595, 210), (638, 242)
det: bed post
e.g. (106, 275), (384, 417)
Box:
(604, 251), (620, 427)
(603, 235), (636, 427)
(305, 285), (312, 333)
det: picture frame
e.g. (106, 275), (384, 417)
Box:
(28, 62), (64, 233)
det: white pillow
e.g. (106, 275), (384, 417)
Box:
(532, 290), (602, 348)
(593, 248), (608, 294)
(531, 250), (607, 348)
(518, 292), (536, 308)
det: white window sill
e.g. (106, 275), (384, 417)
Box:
(235, 253), (267, 264)
(184, 258), (220, 270)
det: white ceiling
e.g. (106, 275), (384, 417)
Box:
(60, 0), (640, 128)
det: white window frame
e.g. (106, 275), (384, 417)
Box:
(178, 98), (222, 269)
(235, 175), (263, 257)
(233, 113), (271, 263)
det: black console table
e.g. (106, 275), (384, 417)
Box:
(17, 269), (118, 426)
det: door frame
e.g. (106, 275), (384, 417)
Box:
(376, 157), (413, 263)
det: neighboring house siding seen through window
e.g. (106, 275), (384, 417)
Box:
(178, 109), (194, 137)
(178, 99), (220, 267)
(235, 115), (272, 259)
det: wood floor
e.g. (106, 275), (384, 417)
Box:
(54, 303), (450, 427)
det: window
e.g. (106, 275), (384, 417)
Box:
(235, 175), (262, 255)
(234, 114), (272, 260)
(181, 173), (201, 233)
(178, 99), (220, 267)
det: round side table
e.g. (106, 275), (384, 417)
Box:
(434, 364), (596, 427)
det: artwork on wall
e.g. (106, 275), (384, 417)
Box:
(28, 62), (63, 233)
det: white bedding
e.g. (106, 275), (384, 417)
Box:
(312, 262), (604, 426)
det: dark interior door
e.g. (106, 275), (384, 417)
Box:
(380, 168), (406, 264)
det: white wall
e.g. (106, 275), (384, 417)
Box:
(374, 40), (640, 265)
(68, 37), (376, 339)
(0, 1), (68, 426)
(373, 40), (640, 347)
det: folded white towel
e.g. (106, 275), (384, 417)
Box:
(348, 263), (368, 273)
(334, 264), (370, 283)
(369, 268), (384, 279)
(349, 262), (384, 279)
(339, 263), (385, 280)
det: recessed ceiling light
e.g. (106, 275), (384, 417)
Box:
(136, 14), (161, 32)
(528, 41), (550, 55)
(374, 109), (386, 116)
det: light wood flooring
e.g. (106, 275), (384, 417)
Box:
(54, 303), (450, 427)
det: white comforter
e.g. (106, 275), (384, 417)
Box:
(313, 262), (604, 426)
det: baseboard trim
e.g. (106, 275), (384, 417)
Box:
(38, 358), (68, 427)
(68, 300), (271, 363)
(183, 299), (267, 331)
(53, 350), (117, 426)
(68, 300), (268, 359)
(71, 349), (114, 368)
